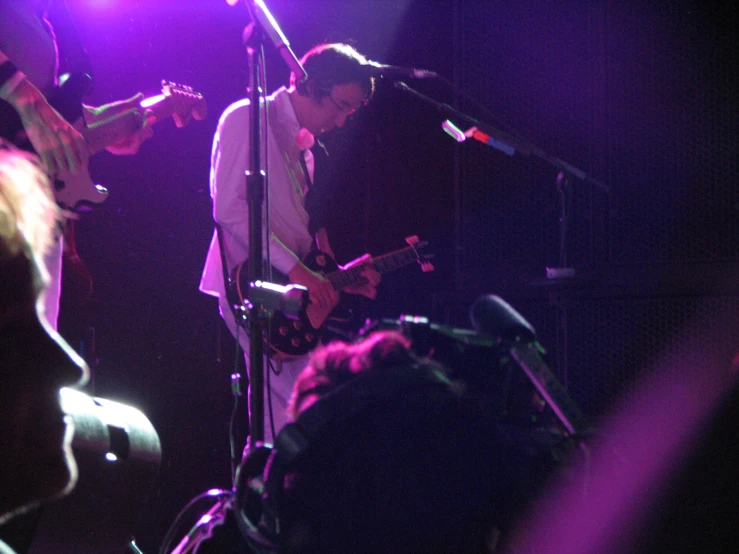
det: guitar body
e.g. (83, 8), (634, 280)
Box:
(232, 250), (342, 358)
(230, 237), (435, 358)
(54, 164), (108, 210)
(269, 301), (323, 358)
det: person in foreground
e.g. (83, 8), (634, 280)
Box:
(0, 143), (88, 553)
(247, 331), (550, 553)
(191, 328), (568, 553)
(200, 43), (381, 441)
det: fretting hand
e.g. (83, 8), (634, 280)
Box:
(83, 93), (154, 155)
(288, 262), (340, 329)
(341, 253), (381, 299)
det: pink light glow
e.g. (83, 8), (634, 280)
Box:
(505, 321), (738, 554)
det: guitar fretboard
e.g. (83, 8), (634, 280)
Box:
(326, 246), (420, 290)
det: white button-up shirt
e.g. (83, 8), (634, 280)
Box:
(200, 87), (315, 299)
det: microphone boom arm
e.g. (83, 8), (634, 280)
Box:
(394, 81), (608, 192)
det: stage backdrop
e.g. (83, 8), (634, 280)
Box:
(50, 1), (737, 552)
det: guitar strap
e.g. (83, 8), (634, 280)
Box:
(298, 149), (313, 187)
(298, 149), (321, 250)
(304, 142), (333, 239)
(215, 222), (240, 315)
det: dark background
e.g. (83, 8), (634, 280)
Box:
(44, 0), (739, 551)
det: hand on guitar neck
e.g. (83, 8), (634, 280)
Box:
(2, 67), (207, 210)
(231, 237), (432, 357)
(1, 61), (153, 173)
(55, 81), (206, 211)
(81, 92), (154, 156)
(340, 253), (381, 299)
(288, 253), (381, 330)
(288, 262), (340, 330)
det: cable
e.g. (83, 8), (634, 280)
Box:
(158, 489), (231, 554)
(266, 356), (277, 441)
(229, 329), (245, 486)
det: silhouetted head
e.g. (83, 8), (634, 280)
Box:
(0, 143), (88, 524)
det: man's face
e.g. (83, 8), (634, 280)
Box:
(299, 82), (365, 137)
(0, 249), (88, 522)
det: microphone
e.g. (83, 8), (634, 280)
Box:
(363, 60), (439, 80)
(469, 294), (537, 343)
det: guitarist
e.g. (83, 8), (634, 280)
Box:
(200, 43), (381, 442)
(0, 0), (154, 329)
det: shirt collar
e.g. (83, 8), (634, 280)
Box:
(271, 87), (315, 151)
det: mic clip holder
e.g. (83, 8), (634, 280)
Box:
(233, 280), (308, 325)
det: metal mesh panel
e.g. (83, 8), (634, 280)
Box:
(605, 3), (739, 264)
(566, 294), (739, 419)
(456, 1), (739, 285)
(433, 291), (739, 422)
(456, 1), (601, 282)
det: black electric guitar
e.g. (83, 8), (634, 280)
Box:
(1, 77), (206, 211)
(231, 236), (435, 357)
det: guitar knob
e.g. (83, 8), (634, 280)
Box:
(291, 338), (301, 348)
(279, 326), (289, 336)
(293, 321), (303, 330)
(305, 333), (315, 342)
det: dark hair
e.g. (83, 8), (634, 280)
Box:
(293, 43), (375, 104)
(278, 331), (512, 553)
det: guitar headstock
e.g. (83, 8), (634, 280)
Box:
(161, 81), (207, 128)
(405, 235), (435, 272)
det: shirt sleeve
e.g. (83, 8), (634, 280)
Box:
(211, 101), (301, 275)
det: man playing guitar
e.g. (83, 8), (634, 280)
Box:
(200, 43), (382, 442)
(0, 0), (154, 329)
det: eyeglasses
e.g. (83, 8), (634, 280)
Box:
(326, 94), (358, 116)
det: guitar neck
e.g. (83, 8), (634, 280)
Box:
(326, 246), (419, 291)
(82, 95), (173, 155)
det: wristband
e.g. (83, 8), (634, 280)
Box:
(0, 61), (19, 87)
(0, 61), (26, 99)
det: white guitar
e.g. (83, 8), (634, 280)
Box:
(54, 81), (207, 211)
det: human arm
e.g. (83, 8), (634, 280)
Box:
(314, 227), (336, 260)
(0, 51), (87, 174)
(287, 260), (339, 315)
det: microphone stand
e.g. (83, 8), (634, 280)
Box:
(395, 82), (610, 387)
(242, 15), (267, 449)
(240, 0), (306, 449)
(165, 8), (306, 551)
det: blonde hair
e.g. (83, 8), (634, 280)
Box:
(0, 142), (59, 259)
